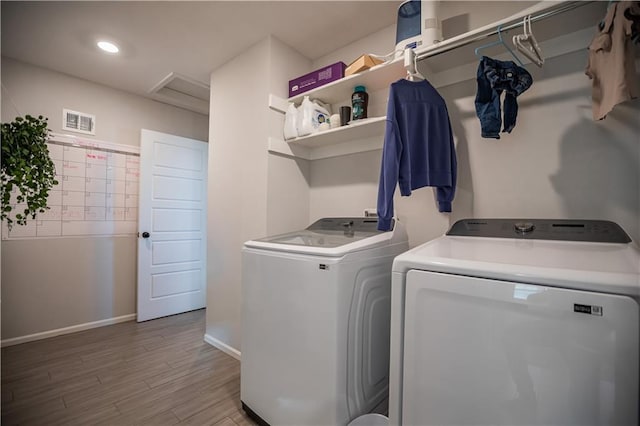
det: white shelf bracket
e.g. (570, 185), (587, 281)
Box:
(268, 94), (289, 114)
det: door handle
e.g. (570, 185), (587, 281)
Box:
(141, 232), (150, 238)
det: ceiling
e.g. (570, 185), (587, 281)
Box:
(1, 1), (401, 115)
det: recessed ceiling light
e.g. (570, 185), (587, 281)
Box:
(97, 41), (119, 54)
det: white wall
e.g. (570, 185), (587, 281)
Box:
(207, 38), (269, 353)
(206, 36), (311, 353)
(444, 51), (639, 239)
(266, 38), (312, 236)
(308, 3), (640, 247)
(1, 57), (209, 341)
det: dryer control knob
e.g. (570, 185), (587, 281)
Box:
(514, 222), (535, 234)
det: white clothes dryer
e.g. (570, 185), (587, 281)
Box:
(241, 217), (409, 426)
(389, 219), (639, 426)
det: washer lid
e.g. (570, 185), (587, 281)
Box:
(393, 234), (640, 298)
(244, 217), (401, 256)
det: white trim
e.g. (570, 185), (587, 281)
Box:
(1, 314), (136, 347)
(49, 132), (140, 154)
(204, 333), (241, 360)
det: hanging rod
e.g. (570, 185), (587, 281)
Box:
(414, 1), (594, 62)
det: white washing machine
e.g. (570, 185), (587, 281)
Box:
(241, 217), (409, 426)
(388, 219), (640, 426)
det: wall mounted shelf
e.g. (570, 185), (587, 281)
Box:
(291, 116), (385, 147)
(272, 1), (603, 161)
(288, 59), (405, 105)
(268, 116), (386, 160)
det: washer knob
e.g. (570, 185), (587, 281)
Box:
(514, 222), (535, 234)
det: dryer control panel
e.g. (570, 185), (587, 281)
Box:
(446, 219), (631, 243)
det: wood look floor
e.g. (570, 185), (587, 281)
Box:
(1, 309), (256, 426)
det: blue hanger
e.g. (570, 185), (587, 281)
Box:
(475, 25), (524, 66)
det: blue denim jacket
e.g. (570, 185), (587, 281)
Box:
(475, 56), (533, 138)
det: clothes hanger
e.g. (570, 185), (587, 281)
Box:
(599, 0), (618, 30)
(513, 15), (544, 68)
(404, 48), (425, 81)
(474, 25), (524, 67)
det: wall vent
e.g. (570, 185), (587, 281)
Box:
(149, 72), (210, 115)
(62, 109), (96, 135)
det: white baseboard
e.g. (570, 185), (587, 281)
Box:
(204, 333), (241, 360)
(1, 313), (137, 347)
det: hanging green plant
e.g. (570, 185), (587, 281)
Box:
(1, 115), (58, 230)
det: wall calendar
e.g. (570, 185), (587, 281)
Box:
(2, 133), (140, 239)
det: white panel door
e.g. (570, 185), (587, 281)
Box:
(137, 129), (208, 322)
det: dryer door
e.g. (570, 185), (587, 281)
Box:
(402, 270), (639, 426)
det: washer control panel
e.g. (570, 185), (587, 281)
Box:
(307, 217), (386, 233)
(514, 221), (535, 234)
(446, 219), (631, 243)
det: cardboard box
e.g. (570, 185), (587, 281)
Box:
(345, 55), (384, 77)
(288, 62), (346, 98)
